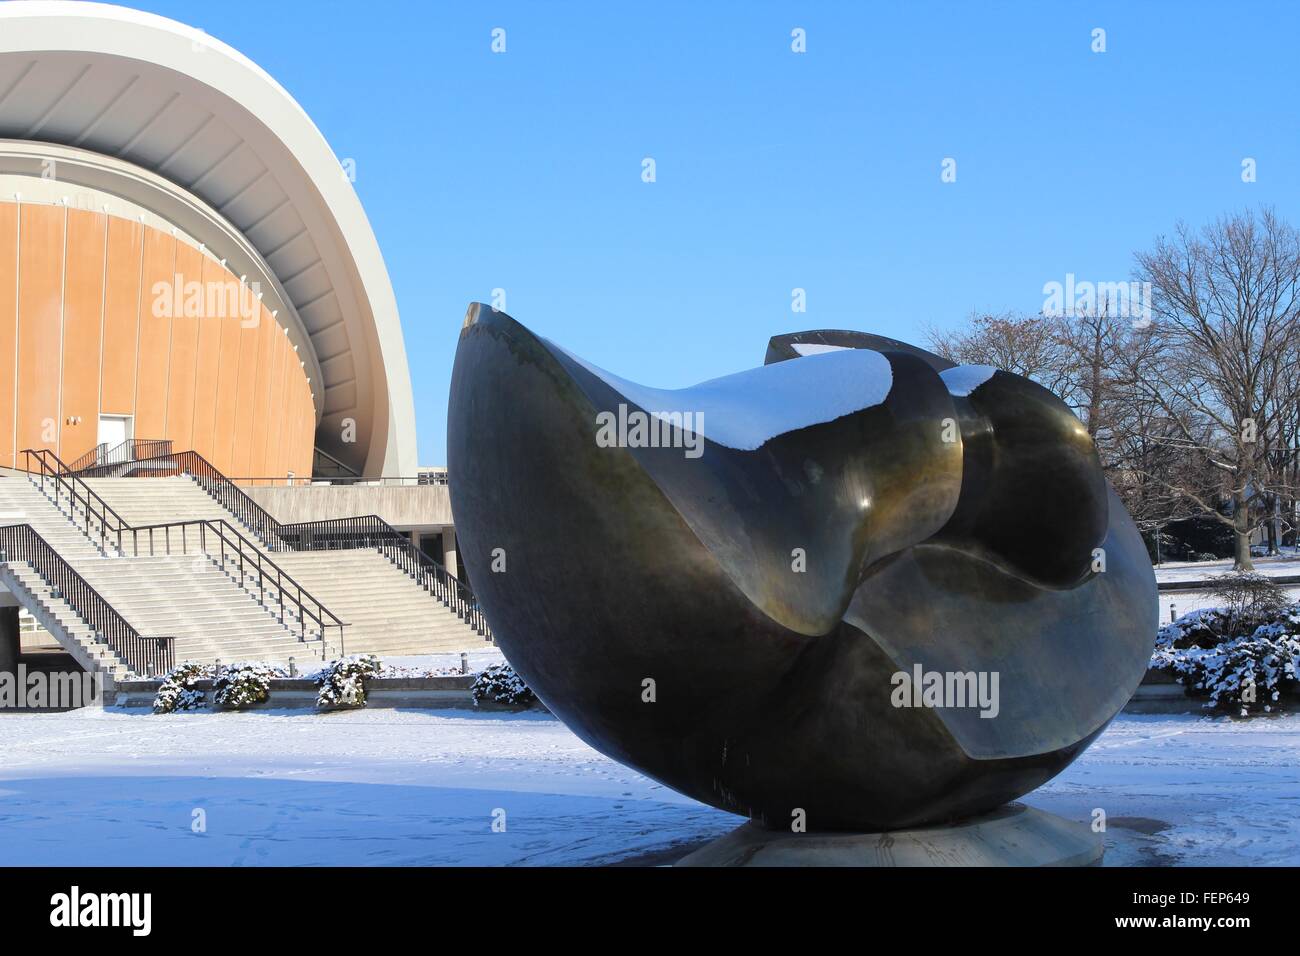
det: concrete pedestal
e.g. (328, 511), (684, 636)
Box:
(676, 803), (1102, 867)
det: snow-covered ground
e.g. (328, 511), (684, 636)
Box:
(1154, 550), (1300, 584)
(1030, 713), (1300, 866)
(1157, 587), (1300, 617)
(1, 707), (1297, 866)
(1153, 551), (1300, 616)
(379, 649), (505, 674)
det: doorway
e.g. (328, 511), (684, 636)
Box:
(96, 415), (132, 463)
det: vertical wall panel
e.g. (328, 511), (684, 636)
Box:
(134, 227), (175, 439)
(285, 386), (302, 480)
(279, 353), (299, 478)
(100, 216), (144, 416)
(228, 302), (263, 478)
(287, 382), (303, 480)
(276, 342), (299, 478)
(189, 255), (223, 462)
(211, 257), (244, 474)
(247, 312), (274, 477)
(15, 204), (65, 456)
(264, 333), (288, 478)
(0, 204), (18, 468)
(59, 209), (107, 464)
(164, 242), (203, 452)
(296, 380), (316, 478)
(302, 379), (317, 476)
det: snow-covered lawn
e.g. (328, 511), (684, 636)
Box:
(379, 648), (504, 674)
(1153, 551), (1300, 616)
(1157, 587), (1300, 618)
(1, 708), (1297, 866)
(1154, 550), (1300, 584)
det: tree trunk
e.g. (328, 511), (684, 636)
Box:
(1086, 330), (1104, 440)
(1269, 495), (1281, 555)
(1233, 491), (1255, 570)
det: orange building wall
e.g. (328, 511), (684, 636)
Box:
(0, 201), (315, 480)
(0, 204), (17, 469)
(59, 209), (107, 466)
(15, 204), (64, 459)
(99, 216), (144, 417)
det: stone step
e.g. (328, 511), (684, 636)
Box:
(35, 474), (486, 658)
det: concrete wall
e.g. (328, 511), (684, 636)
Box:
(243, 483), (454, 528)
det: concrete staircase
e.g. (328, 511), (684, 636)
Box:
(268, 550), (487, 655)
(0, 476), (325, 674)
(0, 477), (132, 677)
(0, 560), (133, 680)
(82, 475), (261, 533)
(76, 555), (325, 665)
(83, 475), (491, 656)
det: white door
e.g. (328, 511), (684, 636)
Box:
(96, 415), (131, 462)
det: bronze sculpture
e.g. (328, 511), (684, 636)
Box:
(447, 306), (1156, 833)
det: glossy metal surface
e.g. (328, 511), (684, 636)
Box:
(447, 308), (1157, 831)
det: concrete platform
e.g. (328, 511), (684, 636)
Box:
(675, 803), (1102, 867)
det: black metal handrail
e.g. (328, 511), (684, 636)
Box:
(123, 517), (348, 656)
(0, 522), (174, 676)
(65, 442), (111, 473)
(79, 450), (289, 550)
(280, 515), (490, 637)
(86, 449), (492, 640)
(22, 448), (130, 554)
(312, 445), (362, 479)
(223, 474), (451, 488)
(65, 438), (174, 473)
(18, 448), (347, 657)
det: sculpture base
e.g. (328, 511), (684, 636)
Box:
(675, 803), (1102, 867)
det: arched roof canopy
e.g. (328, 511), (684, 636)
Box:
(0, 0), (418, 476)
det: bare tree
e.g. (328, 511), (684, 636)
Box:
(1052, 303), (1135, 471)
(1128, 207), (1300, 570)
(924, 311), (1072, 395)
(927, 307), (1131, 461)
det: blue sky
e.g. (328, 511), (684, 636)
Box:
(130, 0), (1300, 465)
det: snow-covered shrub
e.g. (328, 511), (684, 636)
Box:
(315, 654), (384, 709)
(471, 663), (536, 708)
(154, 662), (211, 714)
(1152, 605), (1300, 715)
(1207, 571), (1290, 635)
(212, 661), (277, 710)
(1156, 607), (1235, 650)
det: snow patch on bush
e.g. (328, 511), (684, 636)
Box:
(1152, 605), (1300, 716)
(154, 662), (210, 714)
(213, 662), (278, 710)
(471, 663), (536, 708)
(315, 654), (384, 709)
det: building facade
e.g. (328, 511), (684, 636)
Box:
(0, 1), (419, 479)
(0, 191), (316, 478)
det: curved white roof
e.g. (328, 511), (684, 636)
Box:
(0, 1), (418, 476)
